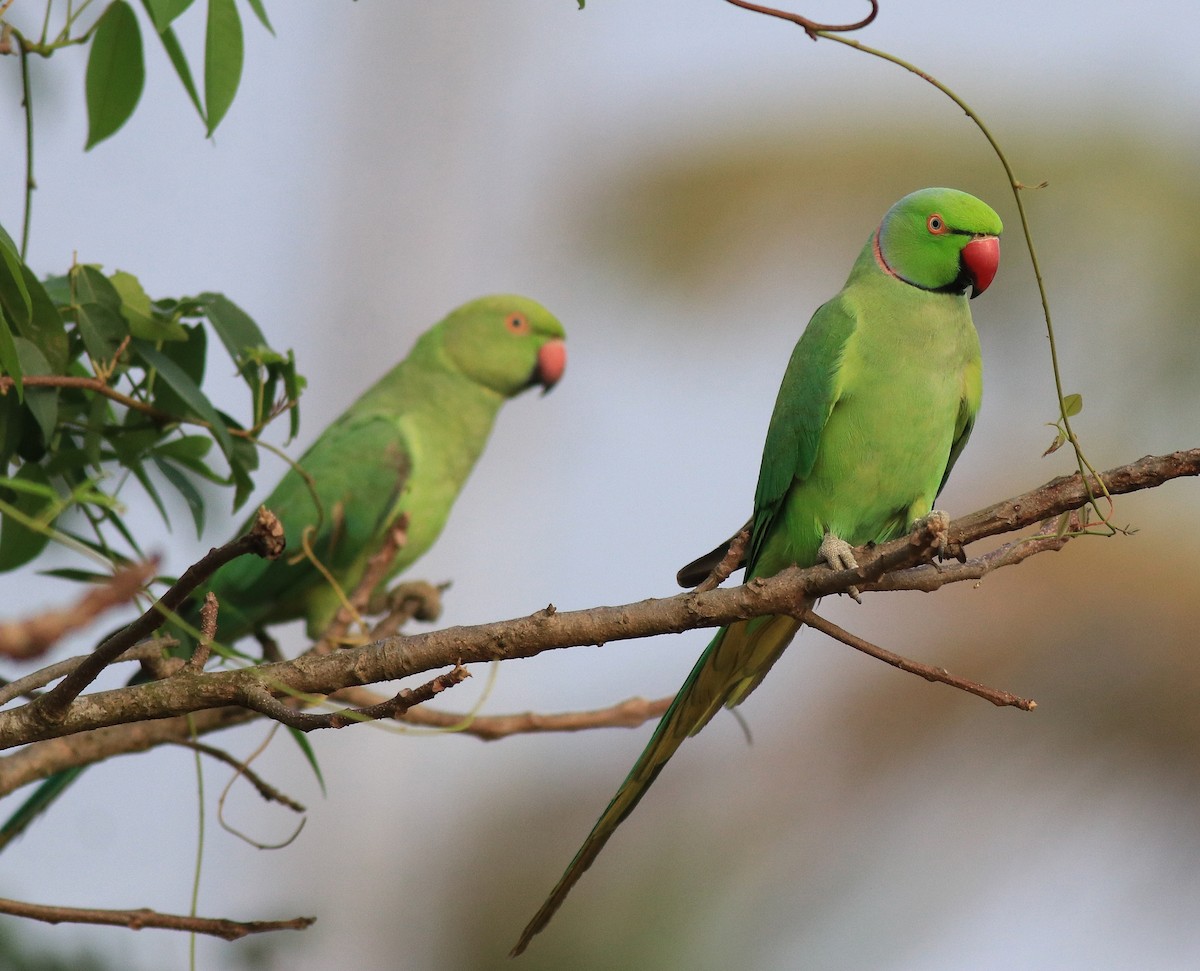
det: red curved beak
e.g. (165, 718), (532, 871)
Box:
(962, 235), (1000, 299)
(535, 339), (567, 393)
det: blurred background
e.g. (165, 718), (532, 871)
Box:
(2, 1), (1200, 968)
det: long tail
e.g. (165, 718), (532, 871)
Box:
(510, 612), (802, 956)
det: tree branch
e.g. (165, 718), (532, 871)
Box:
(0, 561), (157, 661)
(0, 895), (314, 941)
(0, 448), (1195, 797)
(28, 508), (285, 724)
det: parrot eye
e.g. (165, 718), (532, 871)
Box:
(505, 313), (530, 334)
(927, 213), (947, 235)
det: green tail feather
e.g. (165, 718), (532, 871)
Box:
(511, 613), (802, 956)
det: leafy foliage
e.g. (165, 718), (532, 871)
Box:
(0, 229), (304, 573)
(4, 0), (270, 150)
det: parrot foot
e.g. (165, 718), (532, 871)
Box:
(366, 580), (445, 638)
(911, 510), (956, 560)
(819, 532), (862, 602)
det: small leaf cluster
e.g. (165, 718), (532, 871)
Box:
(1043, 392), (1083, 457)
(3, 0), (271, 150)
(0, 225), (304, 574)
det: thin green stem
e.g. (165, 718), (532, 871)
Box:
(188, 714), (204, 971)
(814, 30), (1113, 526)
(18, 42), (34, 260)
(38, 0), (54, 47)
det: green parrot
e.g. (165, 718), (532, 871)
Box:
(0, 294), (566, 848)
(512, 188), (1001, 955)
(190, 293), (567, 645)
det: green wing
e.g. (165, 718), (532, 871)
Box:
(210, 409), (412, 637)
(746, 297), (859, 573)
(936, 355), (982, 499)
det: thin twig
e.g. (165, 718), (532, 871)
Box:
(333, 685), (676, 740)
(237, 664), (471, 732)
(169, 738), (305, 813)
(30, 508), (285, 723)
(0, 561), (156, 660)
(803, 609), (1036, 710)
(187, 594), (219, 672)
(723, 0), (877, 38)
(0, 374), (287, 441)
(307, 515), (409, 656)
(0, 640), (166, 707)
(0, 896), (314, 941)
(214, 725), (307, 850)
(695, 527), (750, 594)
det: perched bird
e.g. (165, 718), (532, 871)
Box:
(0, 294), (567, 848)
(512, 188), (1000, 955)
(192, 293), (567, 644)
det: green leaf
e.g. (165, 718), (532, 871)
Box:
(85, 1), (147, 150)
(0, 223), (19, 256)
(73, 265), (122, 310)
(244, 0), (273, 34)
(0, 308), (23, 398)
(204, 0), (244, 136)
(201, 291), (266, 364)
(286, 726), (326, 796)
(40, 567), (121, 583)
(0, 393), (24, 469)
(146, 323), (206, 415)
(18, 265), (68, 372)
(155, 22), (206, 125)
(152, 456), (206, 535)
(41, 274), (71, 308)
(75, 302), (128, 362)
(143, 0), (195, 32)
(228, 433), (258, 510)
(155, 434), (224, 484)
(1042, 428), (1066, 458)
(0, 464), (56, 571)
(112, 270), (187, 341)
(132, 338), (234, 460)
(1062, 393), (1083, 419)
(0, 243), (33, 332)
(155, 434), (213, 465)
(13, 338), (57, 447)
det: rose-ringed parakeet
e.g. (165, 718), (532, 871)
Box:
(0, 294), (566, 848)
(512, 188), (1001, 955)
(192, 293), (567, 645)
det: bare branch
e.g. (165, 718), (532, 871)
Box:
(695, 526), (750, 594)
(0, 448), (1195, 797)
(0, 561), (157, 661)
(187, 593), (219, 672)
(803, 609), (1036, 710)
(237, 664), (470, 732)
(0, 895), (314, 940)
(334, 685), (675, 741)
(723, 0), (878, 39)
(0, 640), (167, 707)
(30, 508), (285, 724)
(307, 515), (409, 656)
(168, 738), (305, 812)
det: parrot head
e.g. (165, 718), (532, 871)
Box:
(874, 187), (1003, 299)
(441, 294), (567, 397)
